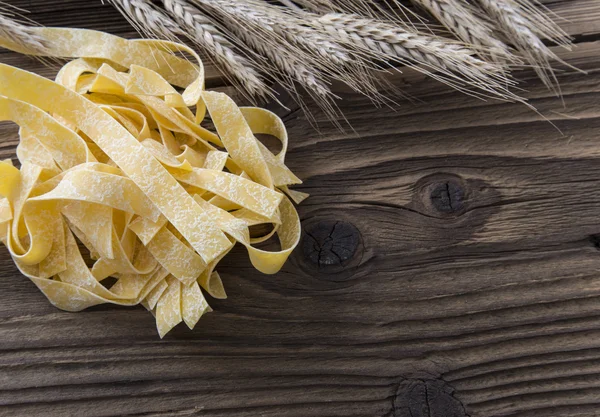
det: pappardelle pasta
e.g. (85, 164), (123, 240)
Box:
(0, 28), (306, 337)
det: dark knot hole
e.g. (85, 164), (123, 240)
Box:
(302, 220), (360, 269)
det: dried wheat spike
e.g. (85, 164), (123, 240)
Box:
(315, 13), (521, 101)
(410, 0), (514, 63)
(107, 0), (184, 39)
(229, 24), (331, 101)
(194, 0), (394, 113)
(160, 0), (270, 101)
(476, 0), (573, 92)
(0, 13), (46, 54)
(209, 0), (389, 96)
(191, 0), (332, 100)
(208, 0), (352, 67)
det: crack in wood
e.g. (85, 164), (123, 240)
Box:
(430, 181), (465, 214)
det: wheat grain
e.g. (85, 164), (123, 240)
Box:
(314, 13), (520, 100)
(290, 0), (337, 13)
(295, 0), (409, 23)
(160, 0), (270, 100)
(410, 0), (514, 62)
(295, 0), (430, 33)
(0, 12), (46, 54)
(476, 0), (572, 91)
(279, 0), (302, 11)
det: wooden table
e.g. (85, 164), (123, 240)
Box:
(2, 1), (600, 416)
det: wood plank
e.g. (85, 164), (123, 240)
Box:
(3, 1), (600, 417)
(544, 0), (600, 38)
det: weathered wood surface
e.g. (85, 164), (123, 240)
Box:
(2, 1), (600, 416)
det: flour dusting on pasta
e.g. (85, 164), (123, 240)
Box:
(0, 28), (306, 337)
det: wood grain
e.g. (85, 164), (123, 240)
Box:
(2, 1), (600, 416)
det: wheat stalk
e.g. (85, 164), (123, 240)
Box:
(410, 0), (514, 63)
(160, 0), (270, 101)
(314, 13), (520, 101)
(0, 12), (46, 54)
(476, 0), (573, 92)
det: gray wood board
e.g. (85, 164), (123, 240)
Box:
(2, 1), (600, 416)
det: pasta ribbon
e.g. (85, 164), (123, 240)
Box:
(0, 28), (307, 337)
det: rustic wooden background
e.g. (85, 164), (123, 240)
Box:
(2, 1), (600, 416)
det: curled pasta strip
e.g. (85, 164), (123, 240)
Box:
(0, 28), (307, 337)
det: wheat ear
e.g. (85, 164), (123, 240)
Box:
(108, 0), (270, 101)
(191, 0), (332, 100)
(410, 0), (514, 63)
(314, 13), (521, 101)
(476, 0), (574, 92)
(160, 0), (270, 101)
(221, 0), (352, 67)
(261, 4), (392, 103)
(0, 12), (46, 54)
(106, 0), (184, 40)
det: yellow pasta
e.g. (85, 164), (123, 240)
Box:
(0, 28), (307, 337)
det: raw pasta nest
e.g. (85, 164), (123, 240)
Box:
(0, 28), (306, 337)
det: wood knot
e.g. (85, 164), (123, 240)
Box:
(303, 220), (359, 268)
(430, 180), (464, 214)
(590, 234), (600, 249)
(393, 379), (468, 417)
(412, 174), (470, 218)
(295, 218), (366, 282)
